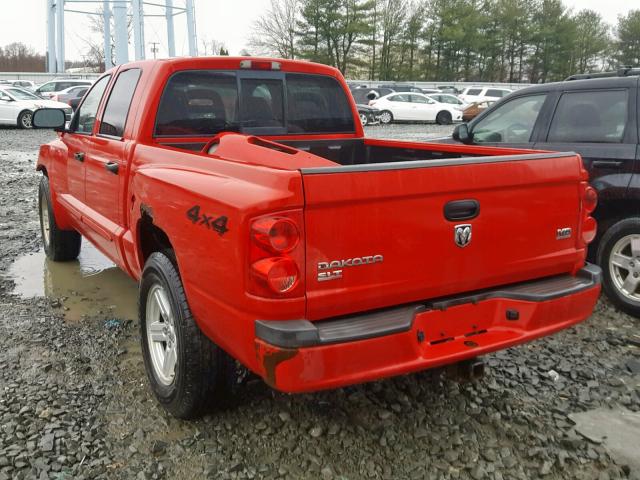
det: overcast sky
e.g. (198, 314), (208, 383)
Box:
(1, 0), (636, 61)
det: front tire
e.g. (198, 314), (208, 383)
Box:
(597, 218), (640, 317)
(18, 110), (33, 129)
(140, 252), (236, 419)
(379, 110), (393, 124)
(38, 176), (81, 261)
(436, 111), (452, 125)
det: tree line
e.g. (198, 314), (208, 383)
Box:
(248, 0), (640, 83)
(0, 43), (46, 72)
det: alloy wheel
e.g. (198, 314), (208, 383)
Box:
(609, 234), (640, 302)
(146, 283), (178, 386)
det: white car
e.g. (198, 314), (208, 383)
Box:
(34, 79), (93, 99)
(427, 93), (469, 109)
(370, 92), (463, 125)
(0, 86), (72, 129)
(459, 86), (512, 104)
(7, 80), (36, 90)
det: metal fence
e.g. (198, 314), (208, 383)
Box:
(350, 80), (534, 90)
(1, 71), (533, 90)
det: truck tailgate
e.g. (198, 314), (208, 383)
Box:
(301, 153), (586, 320)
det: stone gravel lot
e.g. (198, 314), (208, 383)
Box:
(0, 125), (639, 480)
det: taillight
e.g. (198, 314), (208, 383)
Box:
(582, 186), (597, 214)
(579, 183), (598, 246)
(249, 211), (304, 297)
(251, 217), (299, 253)
(251, 257), (299, 293)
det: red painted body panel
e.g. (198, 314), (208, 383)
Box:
(35, 57), (599, 391)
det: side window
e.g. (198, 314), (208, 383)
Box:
(548, 90), (628, 143)
(466, 88), (482, 96)
(99, 69), (141, 138)
(73, 75), (111, 134)
(390, 94), (409, 102)
(486, 89), (509, 98)
(410, 94), (428, 104)
(38, 82), (55, 93)
(472, 94), (547, 143)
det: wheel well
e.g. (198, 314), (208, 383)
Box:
(36, 165), (48, 177)
(138, 213), (174, 265)
(437, 110), (451, 117)
(18, 109), (33, 118)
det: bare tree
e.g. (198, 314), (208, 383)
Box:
(248, 0), (300, 59)
(200, 36), (229, 56)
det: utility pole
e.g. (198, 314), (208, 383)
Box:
(103, 0), (113, 70)
(150, 42), (159, 60)
(47, 0), (56, 73)
(132, 0), (145, 60)
(55, 0), (65, 72)
(113, 0), (129, 65)
(165, 0), (175, 57)
(185, 0), (197, 56)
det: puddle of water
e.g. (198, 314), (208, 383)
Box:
(7, 243), (138, 322)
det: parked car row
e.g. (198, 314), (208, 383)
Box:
(349, 83), (513, 126)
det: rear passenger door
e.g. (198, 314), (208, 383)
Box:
(84, 67), (142, 263)
(534, 88), (638, 197)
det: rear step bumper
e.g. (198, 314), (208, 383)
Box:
(254, 264), (601, 392)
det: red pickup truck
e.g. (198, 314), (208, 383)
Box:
(32, 57), (601, 419)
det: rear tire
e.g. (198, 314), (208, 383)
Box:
(140, 252), (236, 419)
(436, 111), (452, 125)
(38, 176), (81, 261)
(359, 113), (368, 126)
(597, 218), (640, 317)
(18, 110), (33, 129)
(379, 110), (393, 124)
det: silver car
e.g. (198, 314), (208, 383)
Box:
(0, 86), (72, 128)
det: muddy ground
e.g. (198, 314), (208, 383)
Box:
(0, 125), (639, 480)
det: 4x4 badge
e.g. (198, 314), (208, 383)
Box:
(454, 224), (472, 248)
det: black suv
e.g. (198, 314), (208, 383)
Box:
(451, 69), (640, 316)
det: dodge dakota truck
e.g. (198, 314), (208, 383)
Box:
(32, 57), (601, 419)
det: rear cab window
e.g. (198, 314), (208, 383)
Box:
(154, 71), (355, 137)
(547, 90), (628, 143)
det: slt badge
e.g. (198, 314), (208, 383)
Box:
(454, 224), (472, 248)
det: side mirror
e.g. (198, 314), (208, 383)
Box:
(32, 108), (66, 130)
(453, 123), (473, 144)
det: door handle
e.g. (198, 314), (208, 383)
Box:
(592, 160), (623, 168)
(444, 199), (480, 221)
(74, 152), (85, 162)
(105, 162), (119, 174)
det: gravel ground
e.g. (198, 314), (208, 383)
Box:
(1, 125), (640, 480)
